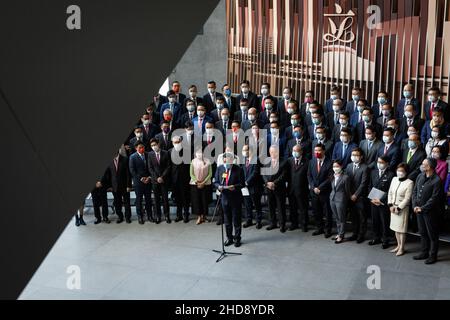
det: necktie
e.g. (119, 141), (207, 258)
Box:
(176, 95), (179, 103)
(285, 100), (289, 110)
(189, 113), (193, 120)
(317, 160), (321, 173)
(244, 112), (247, 121)
(342, 144), (347, 159)
(223, 122), (227, 130)
(368, 141), (373, 152)
(211, 94), (215, 106)
(407, 150), (412, 163)
(295, 159), (299, 168)
(198, 118), (203, 129)
(233, 135), (237, 143)
(335, 113), (339, 124)
(164, 135), (168, 145)
(208, 136), (212, 144)
(383, 117), (387, 126)
(170, 103), (174, 113)
(225, 169), (230, 186)
(353, 164), (357, 174)
(145, 125), (149, 134)
(156, 153), (160, 164)
(430, 103), (436, 118)
(140, 154), (146, 165)
(408, 119), (412, 127)
(246, 158), (250, 169)
(384, 145), (389, 155)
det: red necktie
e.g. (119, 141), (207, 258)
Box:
(225, 170), (230, 186)
(262, 98), (265, 111)
(234, 135), (237, 143)
(208, 137), (211, 144)
(384, 145), (388, 155)
(430, 103), (436, 118)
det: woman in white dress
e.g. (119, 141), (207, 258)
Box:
(387, 163), (414, 256)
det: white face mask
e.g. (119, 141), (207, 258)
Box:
(340, 136), (349, 144)
(383, 136), (391, 144)
(333, 167), (342, 174)
(187, 104), (195, 112)
(365, 134), (374, 141)
(206, 128), (213, 135)
(404, 111), (413, 119)
(142, 119), (150, 125)
(136, 132), (143, 138)
(333, 105), (341, 112)
(432, 152), (441, 160)
(174, 143), (182, 152)
(351, 156), (360, 163)
(431, 131), (439, 139)
(397, 171), (406, 179)
(241, 87), (249, 94)
(248, 115), (256, 121)
(208, 88), (215, 94)
(283, 94), (291, 100)
(189, 91), (197, 98)
(261, 88), (269, 95)
(339, 119), (348, 126)
(271, 128), (279, 136)
(187, 130), (194, 136)
(151, 146), (159, 153)
(197, 111), (205, 117)
(316, 133), (324, 140)
(377, 163), (387, 171)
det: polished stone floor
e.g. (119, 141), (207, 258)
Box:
(19, 208), (450, 300)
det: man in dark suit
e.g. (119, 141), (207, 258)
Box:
(345, 87), (363, 116)
(421, 107), (449, 144)
(258, 82), (278, 113)
(241, 107), (263, 131)
(300, 90), (315, 119)
(105, 146), (132, 223)
(279, 100), (299, 130)
(326, 98), (345, 132)
(376, 104), (394, 128)
(287, 145), (309, 231)
(139, 113), (160, 142)
(171, 80), (187, 105)
(397, 84), (420, 118)
(154, 121), (173, 151)
(284, 113), (302, 141)
(359, 126), (383, 169)
(236, 80), (258, 108)
(153, 93), (167, 112)
(192, 104), (213, 136)
(128, 126), (149, 154)
(402, 133), (427, 182)
(215, 108), (232, 136)
(160, 90), (182, 123)
(308, 144), (333, 237)
(308, 110), (329, 141)
(312, 126), (334, 159)
(259, 96), (277, 127)
(350, 98), (368, 127)
(182, 85), (204, 112)
(222, 83), (237, 115)
(325, 85), (347, 114)
(332, 127), (357, 168)
(371, 90), (390, 119)
(169, 136), (191, 223)
(345, 148), (369, 243)
(424, 87), (449, 122)
(277, 87), (296, 114)
(354, 107), (383, 144)
(241, 145), (263, 229)
(210, 96), (227, 122)
(263, 146), (288, 232)
(178, 99), (197, 126)
(285, 125), (312, 160)
(129, 141), (153, 224)
(234, 98), (250, 122)
(368, 156), (395, 248)
(91, 168), (110, 224)
(203, 81), (223, 113)
(215, 153), (245, 247)
(331, 111), (356, 143)
(267, 121), (286, 158)
(148, 139), (171, 224)
(399, 103), (425, 136)
(412, 158), (444, 264)
(385, 119), (405, 146)
(377, 128), (401, 172)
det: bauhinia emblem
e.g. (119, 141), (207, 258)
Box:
(323, 4), (355, 43)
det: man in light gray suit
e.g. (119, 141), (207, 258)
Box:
(345, 147), (369, 243)
(359, 125), (383, 169)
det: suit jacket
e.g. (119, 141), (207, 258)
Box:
(202, 92), (223, 113)
(369, 169), (395, 203)
(402, 147), (427, 181)
(129, 152), (150, 185)
(308, 124), (330, 141)
(105, 155), (132, 193)
(128, 137), (149, 153)
(169, 148), (190, 186)
(267, 133), (286, 158)
(326, 111), (341, 131)
(346, 100), (359, 116)
(215, 119), (232, 136)
(424, 99), (449, 121)
(325, 98), (347, 114)
(286, 157), (309, 197)
(285, 138), (312, 160)
(192, 116), (213, 136)
(258, 109), (272, 127)
(330, 174), (352, 203)
(139, 123), (160, 142)
(241, 119), (263, 131)
(359, 139), (383, 169)
(332, 142), (358, 168)
(154, 94), (167, 112)
(376, 143), (401, 172)
(147, 150), (171, 184)
(160, 102), (182, 123)
(181, 97), (204, 113)
(354, 121), (383, 144)
(223, 95), (237, 115)
(397, 98), (420, 119)
(214, 164), (244, 206)
(241, 158), (263, 194)
(331, 124), (356, 143)
(399, 116), (424, 136)
(412, 173), (444, 214)
(236, 92), (258, 108)
(307, 157), (332, 194)
(155, 132), (173, 151)
(178, 111), (197, 127)
(312, 139), (334, 159)
(345, 162), (369, 200)
(376, 115), (393, 128)
(262, 159), (287, 194)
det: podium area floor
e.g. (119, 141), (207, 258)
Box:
(20, 209), (450, 300)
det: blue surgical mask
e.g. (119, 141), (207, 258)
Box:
(403, 91), (412, 99)
(293, 131), (301, 139)
(378, 97), (387, 105)
(224, 89), (232, 96)
(312, 119), (320, 125)
(352, 95), (360, 102)
(408, 141), (417, 150)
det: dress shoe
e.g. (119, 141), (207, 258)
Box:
(79, 217), (86, 226)
(147, 216), (155, 223)
(234, 240), (241, 247)
(103, 218), (111, 224)
(356, 237), (365, 244)
(243, 221), (254, 228)
(155, 218), (161, 224)
(216, 220), (222, 226)
(425, 256), (437, 265)
(183, 217), (189, 223)
(256, 222), (262, 230)
(75, 216), (80, 227)
(138, 218), (144, 225)
(224, 239), (234, 246)
(174, 216), (183, 223)
(413, 253), (429, 260)
(126, 218), (132, 224)
(382, 242), (390, 249)
(94, 219), (102, 225)
(324, 231), (332, 238)
(166, 217), (172, 224)
(368, 239), (382, 246)
(116, 218), (124, 224)
(280, 226), (287, 233)
(288, 225), (298, 231)
(312, 229), (324, 236)
(346, 235), (358, 241)
(266, 224), (278, 231)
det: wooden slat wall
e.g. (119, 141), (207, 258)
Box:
(226, 0), (449, 113)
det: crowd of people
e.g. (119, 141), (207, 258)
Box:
(75, 80), (449, 264)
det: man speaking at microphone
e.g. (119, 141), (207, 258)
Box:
(215, 152), (245, 247)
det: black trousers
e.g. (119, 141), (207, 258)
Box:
(244, 191), (263, 223)
(289, 193), (309, 227)
(350, 199), (367, 237)
(134, 183), (153, 219)
(92, 187), (108, 220)
(311, 192), (332, 231)
(417, 212), (439, 257)
(266, 189), (286, 227)
(172, 179), (190, 217)
(222, 201), (242, 241)
(190, 185), (209, 216)
(112, 191), (131, 220)
(371, 204), (390, 242)
(153, 183), (170, 218)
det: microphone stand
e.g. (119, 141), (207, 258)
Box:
(212, 173), (242, 263)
